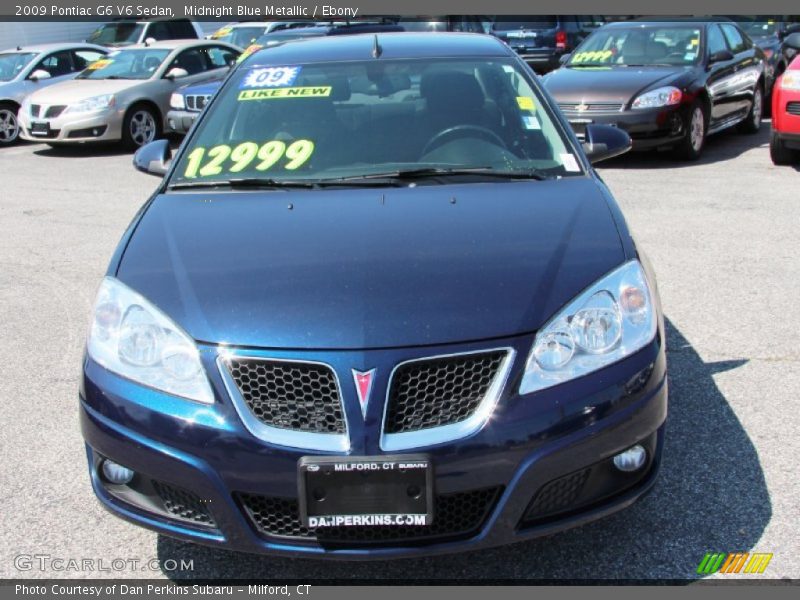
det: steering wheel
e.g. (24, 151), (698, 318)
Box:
(421, 125), (508, 157)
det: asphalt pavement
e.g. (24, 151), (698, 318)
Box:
(1, 124), (798, 581)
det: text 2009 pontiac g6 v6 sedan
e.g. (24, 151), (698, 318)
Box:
(80, 33), (667, 558)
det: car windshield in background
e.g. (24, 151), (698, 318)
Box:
(87, 23), (144, 46)
(735, 19), (780, 37)
(170, 57), (580, 186)
(568, 26), (703, 67)
(0, 52), (36, 81)
(76, 49), (170, 80)
(494, 17), (558, 30)
(215, 27), (267, 47)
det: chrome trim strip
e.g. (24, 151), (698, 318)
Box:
(379, 348), (516, 452)
(216, 354), (350, 452)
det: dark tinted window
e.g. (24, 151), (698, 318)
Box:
(87, 22), (143, 45)
(35, 51), (73, 77)
(721, 24), (747, 53)
(169, 48), (207, 75)
(707, 25), (728, 55)
(146, 22), (171, 40)
(169, 19), (198, 39)
(205, 46), (239, 68)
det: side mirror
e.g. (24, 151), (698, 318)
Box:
(784, 32), (800, 51)
(165, 67), (189, 80)
(133, 139), (172, 177)
(29, 69), (51, 81)
(559, 53), (572, 66)
(582, 124), (631, 164)
(709, 49), (734, 63)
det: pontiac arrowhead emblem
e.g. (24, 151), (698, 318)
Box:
(352, 369), (376, 418)
(576, 101), (589, 112)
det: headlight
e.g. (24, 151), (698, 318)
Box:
(631, 86), (682, 110)
(520, 261), (657, 395)
(170, 92), (185, 109)
(87, 277), (214, 404)
(780, 72), (800, 91)
(65, 94), (115, 114)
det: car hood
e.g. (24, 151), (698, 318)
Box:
(28, 78), (144, 103)
(544, 66), (687, 105)
(179, 78), (223, 96)
(116, 179), (626, 350)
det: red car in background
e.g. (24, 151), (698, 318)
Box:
(771, 53), (800, 165)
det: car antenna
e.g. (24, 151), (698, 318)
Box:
(372, 34), (382, 59)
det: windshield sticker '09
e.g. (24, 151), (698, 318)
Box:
(241, 66), (302, 88)
(516, 96), (535, 111)
(238, 86), (332, 101)
(87, 59), (112, 70)
(571, 50), (613, 64)
(560, 153), (580, 172)
(183, 139), (315, 178)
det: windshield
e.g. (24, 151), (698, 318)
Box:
(493, 17), (558, 31)
(0, 52), (36, 81)
(76, 49), (170, 80)
(213, 26), (267, 47)
(170, 57), (581, 186)
(569, 26), (702, 67)
(87, 22), (144, 46)
(734, 19), (780, 37)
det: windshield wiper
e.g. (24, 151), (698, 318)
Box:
(168, 178), (318, 190)
(326, 167), (552, 183)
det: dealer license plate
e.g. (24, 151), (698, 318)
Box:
(30, 121), (50, 136)
(298, 455), (433, 528)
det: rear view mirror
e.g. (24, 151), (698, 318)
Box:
(133, 139), (172, 177)
(784, 32), (800, 51)
(709, 50), (734, 63)
(29, 69), (51, 81)
(582, 124), (632, 164)
(165, 67), (188, 80)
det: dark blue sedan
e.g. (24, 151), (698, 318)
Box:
(80, 32), (667, 558)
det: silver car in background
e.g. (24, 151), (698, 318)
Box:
(0, 43), (107, 145)
(18, 40), (240, 150)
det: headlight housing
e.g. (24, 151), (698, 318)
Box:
(169, 92), (185, 109)
(87, 277), (214, 404)
(631, 86), (682, 110)
(520, 261), (657, 395)
(780, 72), (800, 91)
(65, 94), (115, 114)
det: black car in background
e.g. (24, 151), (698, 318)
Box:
(727, 17), (798, 96)
(491, 15), (607, 73)
(394, 16), (488, 33)
(543, 19), (765, 160)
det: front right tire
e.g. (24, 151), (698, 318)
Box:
(674, 100), (706, 161)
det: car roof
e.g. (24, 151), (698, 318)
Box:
(245, 32), (510, 67)
(0, 42), (107, 54)
(121, 39), (227, 51)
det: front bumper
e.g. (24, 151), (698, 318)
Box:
(561, 105), (688, 150)
(80, 332), (667, 559)
(18, 106), (125, 143)
(166, 109), (199, 134)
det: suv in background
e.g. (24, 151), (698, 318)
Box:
(86, 19), (202, 48)
(394, 16), (487, 33)
(491, 15), (606, 73)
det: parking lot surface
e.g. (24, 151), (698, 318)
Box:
(1, 125), (798, 580)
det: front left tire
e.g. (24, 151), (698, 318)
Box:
(0, 102), (21, 145)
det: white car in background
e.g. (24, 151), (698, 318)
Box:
(0, 43), (107, 145)
(207, 21), (314, 47)
(85, 19), (203, 48)
(18, 40), (240, 150)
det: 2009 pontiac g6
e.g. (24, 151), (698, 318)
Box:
(80, 33), (667, 558)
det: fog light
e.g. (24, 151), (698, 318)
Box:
(613, 445), (647, 472)
(101, 459), (135, 484)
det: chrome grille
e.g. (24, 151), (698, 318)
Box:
(558, 102), (625, 113)
(787, 102), (800, 117)
(185, 94), (211, 112)
(384, 350), (508, 434)
(237, 487), (502, 545)
(225, 358), (345, 434)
